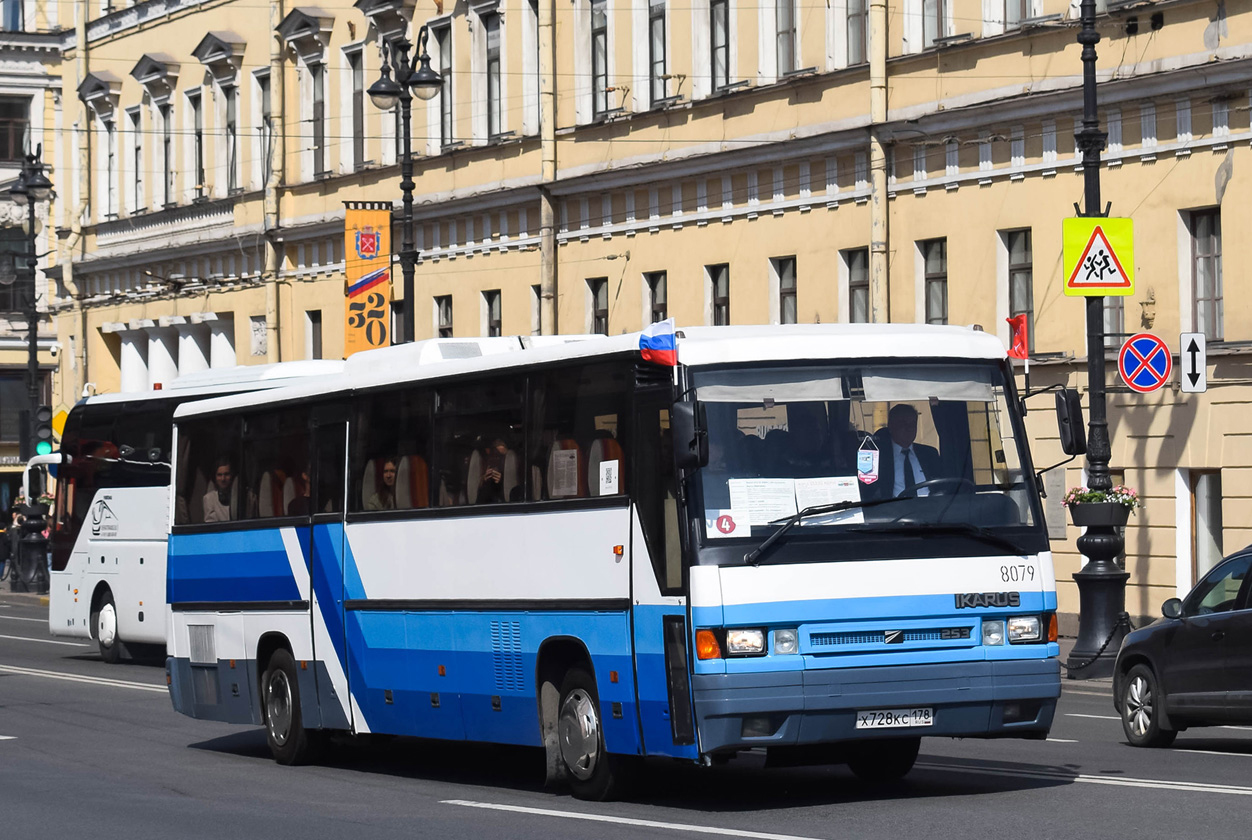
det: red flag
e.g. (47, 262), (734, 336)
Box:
(1006, 315), (1029, 359)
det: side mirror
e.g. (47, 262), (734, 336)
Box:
(671, 401), (709, 470)
(1055, 389), (1087, 456)
(1162, 598), (1183, 620)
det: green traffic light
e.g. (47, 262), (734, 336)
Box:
(35, 441), (53, 456)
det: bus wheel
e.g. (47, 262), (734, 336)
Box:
(262, 649), (322, 766)
(557, 667), (628, 801)
(93, 590), (122, 664)
(847, 737), (921, 784)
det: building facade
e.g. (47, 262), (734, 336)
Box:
(24, 0), (1252, 626)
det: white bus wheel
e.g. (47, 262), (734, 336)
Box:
(94, 591), (121, 664)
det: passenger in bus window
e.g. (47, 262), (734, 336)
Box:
(365, 459), (398, 511)
(288, 470), (311, 517)
(202, 457), (237, 522)
(475, 438), (512, 504)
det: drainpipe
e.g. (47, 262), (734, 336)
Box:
(264, 0), (285, 363)
(868, 0), (890, 323)
(61, 1), (92, 397)
(538, 0), (557, 335)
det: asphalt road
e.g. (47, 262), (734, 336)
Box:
(3, 591), (1251, 840)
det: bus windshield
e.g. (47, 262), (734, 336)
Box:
(692, 360), (1041, 558)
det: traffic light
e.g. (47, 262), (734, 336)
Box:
(34, 405), (53, 456)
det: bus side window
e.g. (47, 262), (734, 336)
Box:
(433, 377), (526, 507)
(529, 362), (631, 501)
(634, 390), (682, 594)
(351, 386), (432, 512)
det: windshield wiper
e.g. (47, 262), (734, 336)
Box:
(744, 497), (905, 565)
(844, 522), (1026, 555)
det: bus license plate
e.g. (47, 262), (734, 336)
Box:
(855, 708), (934, 729)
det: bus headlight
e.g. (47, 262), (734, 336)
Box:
(1007, 616), (1042, 643)
(982, 619), (1005, 646)
(773, 629), (798, 655)
(727, 628), (766, 656)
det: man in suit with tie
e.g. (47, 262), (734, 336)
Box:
(871, 404), (943, 499)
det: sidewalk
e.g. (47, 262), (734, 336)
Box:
(0, 590), (49, 607)
(1057, 636), (1115, 690)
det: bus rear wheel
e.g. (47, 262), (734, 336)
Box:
(93, 589), (121, 664)
(847, 736), (921, 784)
(557, 667), (630, 801)
(262, 649), (322, 766)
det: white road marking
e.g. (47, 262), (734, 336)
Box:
(1173, 749), (1252, 758)
(1046, 738), (1079, 743)
(1219, 725), (1252, 732)
(0, 664), (167, 693)
(1065, 713), (1121, 721)
(442, 800), (824, 840)
(0, 735), (15, 740)
(918, 761), (1252, 796)
(0, 615), (46, 623)
(0, 633), (88, 648)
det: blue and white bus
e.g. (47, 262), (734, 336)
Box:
(166, 326), (1069, 799)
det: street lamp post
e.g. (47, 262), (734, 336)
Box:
(367, 26), (442, 344)
(1066, 0), (1128, 679)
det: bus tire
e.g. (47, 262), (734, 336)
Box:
(93, 589), (122, 664)
(557, 667), (630, 801)
(261, 649), (322, 766)
(847, 736), (921, 784)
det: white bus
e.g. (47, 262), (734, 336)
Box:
(47, 361), (343, 662)
(166, 325), (1076, 799)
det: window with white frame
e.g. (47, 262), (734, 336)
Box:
(649, 0), (667, 106)
(921, 238), (947, 324)
(645, 270), (667, 323)
(1006, 229), (1033, 353)
(188, 90), (205, 199)
(347, 50), (365, 170)
(257, 72), (273, 187)
(1005, 0), (1029, 28)
(306, 310), (323, 359)
(531, 283), (542, 335)
(159, 102), (174, 206)
(127, 107), (143, 213)
(224, 84), (239, 193)
(591, 0), (610, 118)
(588, 276), (609, 334)
(708, 263), (730, 325)
(1, 0), (22, 31)
(773, 256), (797, 324)
(104, 117), (117, 218)
(1103, 295), (1124, 350)
(848, 0), (868, 66)
(483, 289), (503, 336)
(435, 294), (454, 337)
(846, 248), (869, 323)
(435, 24), (453, 148)
(484, 11), (502, 137)
(524, 0), (540, 134)
(311, 63), (326, 175)
(1191, 209), (1222, 341)
(711, 0), (730, 91)
(924, 0), (947, 48)
(776, 0), (797, 76)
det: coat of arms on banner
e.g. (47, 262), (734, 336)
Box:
(355, 226), (381, 259)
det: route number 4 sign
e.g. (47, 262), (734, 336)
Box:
(1063, 218), (1135, 297)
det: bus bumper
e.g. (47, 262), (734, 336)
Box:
(690, 658), (1059, 755)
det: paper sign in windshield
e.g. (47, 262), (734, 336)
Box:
(705, 509), (748, 539)
(795, 476), (864, 525)
(729, 479), (799, 526)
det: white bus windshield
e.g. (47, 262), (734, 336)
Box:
(693, 361), (1038, 548)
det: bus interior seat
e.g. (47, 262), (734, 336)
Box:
(588, 435), (624, 495)
(396, 455), (430, 509)
(258, 470), (286, 518)
(281, 475), (297, 516)
(546, 439), (586, 499)
(466, 447), (520, 505)
(189, 469), (208, 524)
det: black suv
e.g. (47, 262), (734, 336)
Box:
(1113, 547), (1252, 747)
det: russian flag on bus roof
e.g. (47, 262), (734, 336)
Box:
(639, 318), (678, 366)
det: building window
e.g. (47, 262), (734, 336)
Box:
(1, 0), (22, 32)
(311, 63), (326, 176)
(159, 103), (174, 207)
(391, 299), (406, 343)
(591, 0), (609, 118)
(1104, 296), (1124, 350)
(0, 98), (27, 163)
(1007, 229), (1033, 354)
(709, 263), (730, 325)
(483, 289), (502, 336)
(847, 247), (869, 323)
(774, 256), (797, 324)
(189, 91), (205, 199)
(482, 11), (502, 138)
(348, 51), (364, 170)
(848, 0), (868, 65)
(0, 227), (23, 313)
(649, 0), (667, 106)
(711, 0), (730, 91)
(129, 108), (143, 212)
(435, 295), (454, 337)
(1191, 209), (1222, 341)
(921, 238), (947, 325)
(1191, 470), (1223, 582)
(224, 85), (239, 192)
(924, 0), (946, 48)
(258, 73), (273, 186)
(776, 0), (796, 76)
(645, 271), (667, 323)
(105, 118), (117, 218)
(435, 25), (453, 148)
(589, 276), (609, 334)
(1005, 0), (1029, 28)
(306, 310), (323, 360)
(531, 283), (542, 335)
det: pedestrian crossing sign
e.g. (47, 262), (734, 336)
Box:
(1063, 217), (1134, 297)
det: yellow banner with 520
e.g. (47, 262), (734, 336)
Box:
(344, 202), (393, 357)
